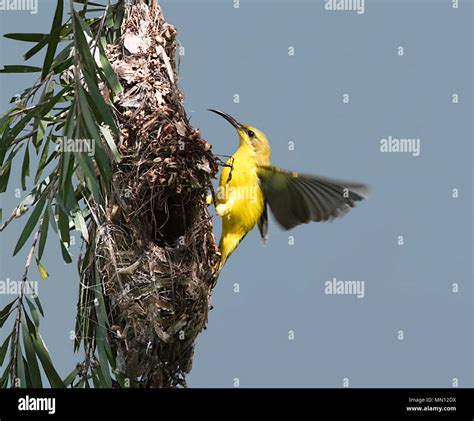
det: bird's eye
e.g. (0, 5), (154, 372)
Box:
(248, 130), (255, 138)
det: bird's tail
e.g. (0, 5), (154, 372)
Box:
(214, 252), (227, 274)
(212, 232), (246, 282)
(215, 231), (243, 274)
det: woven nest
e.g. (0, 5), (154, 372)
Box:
(90, 1), (219, 387)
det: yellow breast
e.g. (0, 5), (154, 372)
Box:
(218, 146), (264, 230)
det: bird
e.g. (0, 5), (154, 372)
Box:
(208, 109), (368, 272)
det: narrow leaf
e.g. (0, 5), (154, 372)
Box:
(16, 342), (27, 388)
(13, 193), (46, 256)
(57, 201), (70, 245)
(98, 41), (122, 95)
(35, 257), (49, 280)
(60, 240), (73, 264)
(31, 333), (65, 388)
(75, 152), (102, 205)
(34, 136), (52, 184)
(33, 293), (44, 318)
(25, 295), (40, 328)
(73, 0), (107, 7)
(21, 142), (30, 191)
(99, 125), (120, 163)
(34, 119), (48, 151)
(63, 367), (79, 387)
(37, 208), (50, 260)
(0, 333), (12, 366)
(0, 299), (17, 328)
(42, 0), (64, 80)
(21, 317), (43, 388)
(0, 360), (13, 388)
(73, 209), (89, 243)
(72, 11), (97, 78)
(0, 65), (41, 73)
(4, 33), (48, 42)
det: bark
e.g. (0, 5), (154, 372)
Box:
(91, 0), (219, 387)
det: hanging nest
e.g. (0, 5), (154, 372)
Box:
(83, 1), (219, 387)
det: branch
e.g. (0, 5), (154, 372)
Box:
(9, 216), (44, 386)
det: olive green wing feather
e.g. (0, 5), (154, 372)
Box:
(257, 202), (268, 244)
(257, 166), (368, 230)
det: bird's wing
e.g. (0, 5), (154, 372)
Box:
(257, 165), (368, 230)
(257, 202), (268, 244)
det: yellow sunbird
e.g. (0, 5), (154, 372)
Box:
(208, 109), (368, 272)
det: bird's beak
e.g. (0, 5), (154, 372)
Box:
(208, 109), (243, 130)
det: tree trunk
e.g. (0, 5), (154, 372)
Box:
(88, 0), (219, 387)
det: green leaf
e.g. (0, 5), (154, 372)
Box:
(0, 65), (41, 73)
(0, 144), (22, 177)
(13, 193), (47, 256)
(113, 0), (125, 32)
(33, 293), (44, 318)
(16, 342), (27, 388)
(1, 360), (13, 388)
(34, 136), (52, 184)
(63, 367), (79, 387)
(47, 203), (58, 235)
(99, 125), (120, 163)
(83, 70), (118, 136)
(21, 142), (30, 191)
(72, 12), (96, 79)
(75, 377), (86, 388)
(73, 209), (89, 243)
(34, 119), (48, 152)
(73, 0), (107, 7)
(0, 333), (12, 366)
(0, 299), (17, 328)
(91, 370), (102, 388)
(98, 41), (122, 95)
(105, 4), (114, 29)
(0, 360), (13, 389)
(33, 83), (55, 144)
(60, 240), (73, 264)
(4, 33), (48, 42)
(93, 269), (113, 386)
(23, 24), (67, 61)
(18, 177), (50, 208)
(25, 295), (40, 328)
(21, 317), (43, 388)
(52, 55), (73, 75)
(38, 208), (50, 260)
(31, 333), (65, 388)
(57, 201), (70, 245)
(59, 151), (75, 208)
(75, 151), (102, 206)
(77, 86), (111, 189)
(115, 372), (129, 388)
(35, 257), (49, 280)
(0, 157), (12, 193)
(63, 103), (76, 140)
(0, 109), (29, 167)
(1, 87), (70, 167)
(42, 0), (64, 81)
(23, 310), (37, 339)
